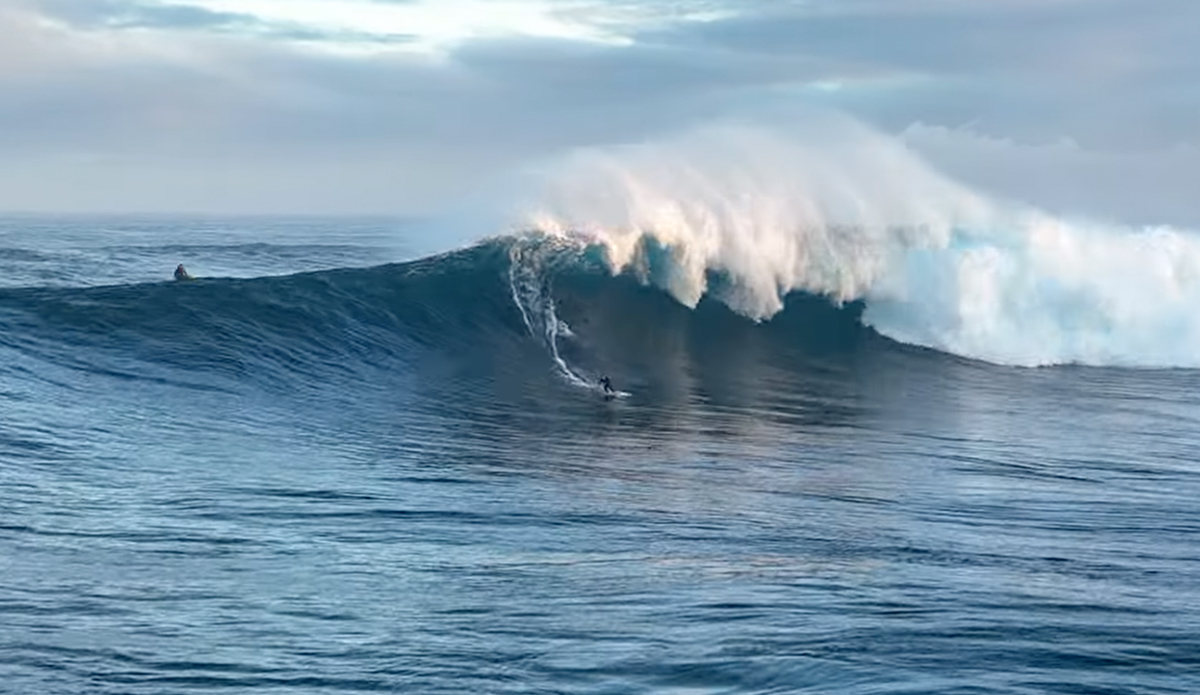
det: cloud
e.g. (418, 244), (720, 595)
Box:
(0, 0), (1197, 220)
(0, 0), (785, 213)
(37, 0), (251, 31)
(903, 124), (1200, 227)
(33, 0), (733, 53)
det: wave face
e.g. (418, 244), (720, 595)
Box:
(0, 243), (520, 394)
(515, 119), (1200, 368)
(0, 235), (884, 406)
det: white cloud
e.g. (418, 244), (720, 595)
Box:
(63, 0), (735, 54)
(169, 0), (624, 49)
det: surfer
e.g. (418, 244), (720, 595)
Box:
(599, 376), (614, 394)
(174, 264), (192, 281)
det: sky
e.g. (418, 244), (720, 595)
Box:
(1, 0), (1198, 224)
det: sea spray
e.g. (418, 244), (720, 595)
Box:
(514, 117), (1200, 367)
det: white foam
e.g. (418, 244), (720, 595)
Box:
(508, 237), (593, 386)
(514, 117), (1200, 368)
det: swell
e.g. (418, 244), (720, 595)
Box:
(0, 236), (881, 396)
(0, 242), (518, 389)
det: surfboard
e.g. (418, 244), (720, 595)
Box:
(599, 386), (631, 400)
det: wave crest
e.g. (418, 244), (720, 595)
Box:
(515, 118), (1200, 368)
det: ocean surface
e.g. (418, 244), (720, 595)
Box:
(1, 214), (1198, 694)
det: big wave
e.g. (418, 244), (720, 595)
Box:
(510, 117), (1200, 368)
(0, 237), (880, 399)
(3, 116), (1197, 385)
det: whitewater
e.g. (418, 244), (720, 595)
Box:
(508, 119), (1200, 368)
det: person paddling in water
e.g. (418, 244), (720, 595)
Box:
(174, 264), (192, 281)
(599, 376), (614, 394)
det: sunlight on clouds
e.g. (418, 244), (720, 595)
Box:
(137, 0), (723, 53)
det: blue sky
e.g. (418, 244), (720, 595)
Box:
(1, 0), (1198, 223)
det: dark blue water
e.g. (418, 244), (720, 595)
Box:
(1, 215), (1198, 694)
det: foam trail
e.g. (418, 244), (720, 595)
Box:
(514, 117), (1200, 368)
(508, 237), (593, 387)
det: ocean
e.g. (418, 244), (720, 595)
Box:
(1, 214), (1198, 694)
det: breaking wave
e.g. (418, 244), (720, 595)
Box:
(2, 117), (1198, 397)
(0, 235), (880, 407)
(511, 118), (1200, 368)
